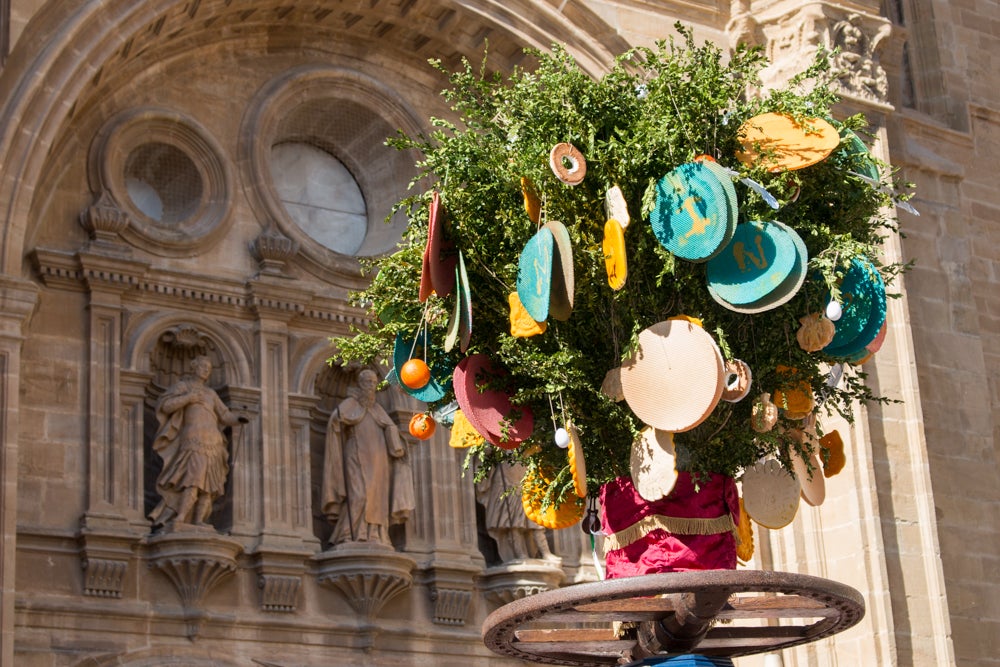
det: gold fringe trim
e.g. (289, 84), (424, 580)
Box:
(603, 513), (736, 552)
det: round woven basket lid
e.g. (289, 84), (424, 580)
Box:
(736, 113), (840, 172)
(544, 220), (575, 321)
(630, 427), (678, 502)
(650, 162), (733, 262)
(823, 257), (886, 357)
(791, 445), (826, 507)
(427, 190), (457, 299)
(392, 334), (448, 402)
(706, 220), (797, 305)
(707, 221), (807, 314)
(516, 226), (554, 323)
(841, 128), (881, 183)
(453, 354), (533, 449)
(700, 160), (738, 231)
(742, 458), (801, 529)
(620, 319), (725, 432)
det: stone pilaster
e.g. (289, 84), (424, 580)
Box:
(0, 276), (38, 667)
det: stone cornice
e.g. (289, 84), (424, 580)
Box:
(28, 247), (370, 329)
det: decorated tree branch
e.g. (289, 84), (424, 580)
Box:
(335, 26), (911, 575)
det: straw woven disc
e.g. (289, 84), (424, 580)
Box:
(742, 458), (801, 529)
(620, 320), (725, 432)
(630, 427), (678, 502)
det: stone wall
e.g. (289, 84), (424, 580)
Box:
(1, 0), (998, 666)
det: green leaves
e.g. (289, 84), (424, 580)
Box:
(337, 26), (907, 491)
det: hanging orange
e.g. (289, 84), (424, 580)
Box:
(408, 413), (436, 440)
(399, 358), (431, 389)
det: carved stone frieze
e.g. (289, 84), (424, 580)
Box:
(418, 558), (482, 626)
(429, 587), (472, 626)
(258, 574), (301, 613)
(742, 3), (893, 108)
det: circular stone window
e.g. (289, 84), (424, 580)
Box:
(89, 108), (232, 256)
(270, 142), (367, 256)
(124, 142), (204, 224)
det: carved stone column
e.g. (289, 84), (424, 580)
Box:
(0, 276), (39, 666)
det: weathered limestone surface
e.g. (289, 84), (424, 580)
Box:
(0, 0), (997, 666)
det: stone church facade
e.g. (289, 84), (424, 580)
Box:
(0, 1), (996, 666)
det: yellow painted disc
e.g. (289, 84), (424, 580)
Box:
(603, 218), (627, 290)
(508, 291), (547, 338)
(567, 422), (587, 498)
(449, 410), (485, 449)
(521, 177), (541, 223)
(736, 113), (840, 173)
(522, 468), (584, 530)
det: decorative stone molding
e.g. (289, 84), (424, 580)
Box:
(315, 542), (415, 620)
(79, 527), (138, 599)
(419, 558), (482, 626)
(478, 560), (566, 608)
(829, 13), (891, 105)
(86, 107), (234, 257)
(251, 549), (309, 613)
(746, 4), (892, 109)
(145, 530), (243, 639)
(429, 587), (473, 626)
(79, 189), (131, 254)
(252, 228), (299, 277)
(258, 574), (301, 613)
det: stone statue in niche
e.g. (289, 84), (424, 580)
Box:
(148, 355), (248, 531)
(322, 369), (414, 547)
(477, 462), (557, 563)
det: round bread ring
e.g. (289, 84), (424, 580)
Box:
(549, 143), (587, 186)
(721, 359), (753, 403)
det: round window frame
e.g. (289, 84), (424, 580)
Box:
(88, 107), (233, 256)
(239, 64), (422, 286)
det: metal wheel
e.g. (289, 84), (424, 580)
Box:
(482, 569), (865, 665)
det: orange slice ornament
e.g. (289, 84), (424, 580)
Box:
(603, 218), (627, 290)
(736, 113), (840, 173)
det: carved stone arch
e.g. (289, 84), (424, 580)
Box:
(122, 311), (252, 386)
(0, 0), (628, 275)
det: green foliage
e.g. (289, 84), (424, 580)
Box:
(335, 26), (909, 498)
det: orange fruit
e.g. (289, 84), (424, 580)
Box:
(399, 358), (431, 389)
(409, 413), (436, 440)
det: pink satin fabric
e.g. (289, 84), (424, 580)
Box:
(600, 473), (739, 578)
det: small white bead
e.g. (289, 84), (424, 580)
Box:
(825, 300), (843, 321)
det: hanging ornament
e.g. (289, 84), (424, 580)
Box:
(554, 427), (570, 448)
(721, 359), (753, 403)
(521, 176), (541, 223)
(751, 392), (779, 433)
(826, 300), (843, 321)
(605, 184), (630, 228)
(399, 358), (431, 390)
(549, 142), (587, 185)
(797, 312), (836, 352)
(602, 218), (628, 290)
(821, 430), (847, 477)
(508, 292), (547, 338)
(736, 113), (840, 172)
(408, 413), (437, 440)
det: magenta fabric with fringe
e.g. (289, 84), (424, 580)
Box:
(600, 473), (739, 578)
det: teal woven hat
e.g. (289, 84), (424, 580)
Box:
(516, 226), (554, 323)
(823, 257), (887, 358)
(840, 129), (880, 183)
(707, 221), (807, 313)
(544, 220), (575, 321)
(650, 162), (734, 262)
(392, 333), (449, 402)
